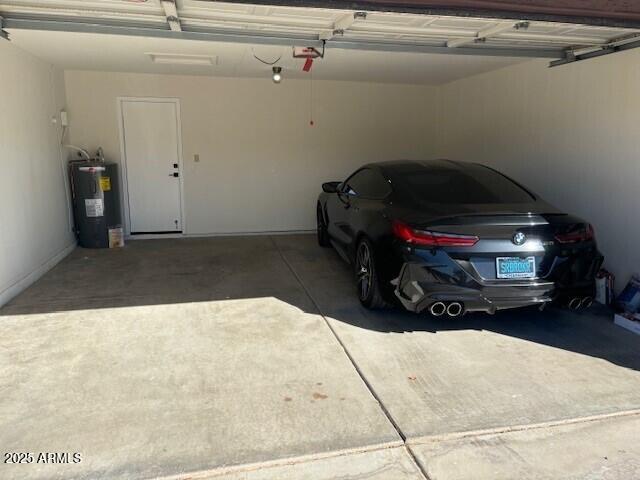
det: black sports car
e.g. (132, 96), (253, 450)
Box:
(317, 160), (603, 316)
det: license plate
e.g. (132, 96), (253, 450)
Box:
(496, 256), (536, 279)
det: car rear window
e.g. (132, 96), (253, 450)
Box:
(392, 164), (535, 204)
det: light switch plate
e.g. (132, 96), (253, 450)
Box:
(194, 154), (200, 163)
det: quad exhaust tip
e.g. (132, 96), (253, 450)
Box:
(568, 296), (594, 310)
(580, 296), (594, 309)
(429, 301), (464, 317)
(429, 302), (446, 317)
(568, 297), (582, 310)
(447, 302), (463, 317)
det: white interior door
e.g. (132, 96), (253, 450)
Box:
(121, 100), (183, 233)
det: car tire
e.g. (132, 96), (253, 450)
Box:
(317, 204), (330, 247)
(355, 238), (386, 309)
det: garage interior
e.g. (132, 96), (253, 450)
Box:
(1, 1), (640, 479)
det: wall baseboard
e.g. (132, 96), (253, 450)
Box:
(126, 230), (315, 240)
(0, 241), (77, 309)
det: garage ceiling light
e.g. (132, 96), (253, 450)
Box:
(147, 53), (215, 66)
(272, 66), (282, 83)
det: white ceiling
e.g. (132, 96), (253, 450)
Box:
(7, 29), (527, 85)
(2, 0), (639, 84)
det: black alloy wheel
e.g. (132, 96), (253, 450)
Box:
(317, 204), (330, 247)
(355, 238), (386, 309)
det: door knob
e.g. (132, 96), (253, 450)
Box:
(169, 172), (179, 177)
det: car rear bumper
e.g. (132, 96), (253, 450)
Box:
(392, 246), (603, 314)
(394, 262), (554, 314)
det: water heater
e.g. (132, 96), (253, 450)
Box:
(69, 160), (122, 248)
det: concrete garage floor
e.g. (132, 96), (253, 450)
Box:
(1, 235), (639, 479)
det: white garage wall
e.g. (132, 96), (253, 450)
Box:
(0, 41), (76, 307)
(64, 71), (441, 235)
(60, 49), (640, 286)
(438, 49), (640, 286)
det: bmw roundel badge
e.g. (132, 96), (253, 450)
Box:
(512, 232), (526, 246)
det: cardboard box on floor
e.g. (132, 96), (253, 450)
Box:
(613, 274), (640, 335)
(616, 274), (640, 312)
(614, 313), (640, 335)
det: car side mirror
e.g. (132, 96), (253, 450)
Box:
(322, 181), (341, 193)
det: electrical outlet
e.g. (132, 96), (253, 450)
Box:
(194, 154), (200, 163)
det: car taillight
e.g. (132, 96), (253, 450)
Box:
(392, 220), (479, 247)
(554, 224), (595, 244)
